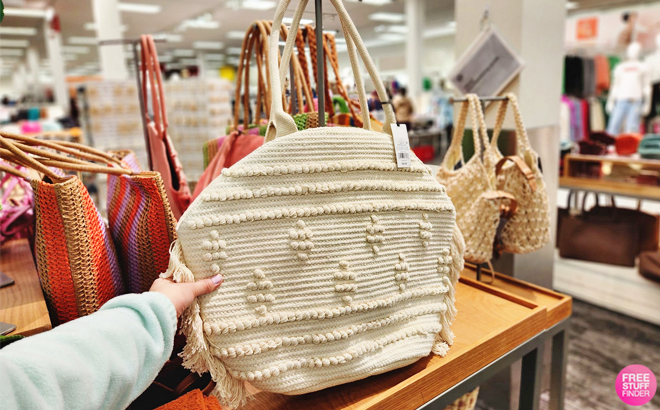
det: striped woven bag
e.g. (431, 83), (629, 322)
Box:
(163, 0), (464, 407)
(0, 133), (127, 324)
(106, 150), (178, 294)
(0, 134), (177, 320)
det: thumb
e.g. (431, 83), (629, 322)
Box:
(188, 274), (223, 297)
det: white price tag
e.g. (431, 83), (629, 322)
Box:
(391, 123), (411, 169)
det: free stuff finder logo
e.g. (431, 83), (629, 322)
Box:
(616, 365), (657, 406)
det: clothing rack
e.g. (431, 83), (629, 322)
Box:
(98, 38), (166, 171)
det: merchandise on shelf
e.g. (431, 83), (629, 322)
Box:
(164, 79), (232, 182)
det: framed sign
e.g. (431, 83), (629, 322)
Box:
(450, 28), (525, 97)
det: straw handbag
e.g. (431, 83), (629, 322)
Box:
(435, 95), (516, 264)
(0, 133), (177, 319)
(489, 94), (550, 254)
(163, 0), (464, 406)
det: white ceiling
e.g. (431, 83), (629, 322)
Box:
(0, 0), (455, 78)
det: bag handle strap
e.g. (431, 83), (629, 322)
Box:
(266, 0), (396, 141)
(140, 35), (168, 136)
(2, 132), (123, 166)
(440, 94), (490, 170)
(482, 190), (518, 214)
(0, 134), (65, 182)
(0, 161), (28, 180)
(491, 93), (537, 171)
(494, 155), (537, 193)
(147, 36), (169, 131)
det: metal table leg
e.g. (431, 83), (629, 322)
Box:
(549, 328), (568, 410)
(519, 343), (545, 410)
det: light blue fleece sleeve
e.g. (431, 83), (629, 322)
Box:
(0, 291), (177, 410)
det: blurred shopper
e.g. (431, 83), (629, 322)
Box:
(393, 87), (414, 130)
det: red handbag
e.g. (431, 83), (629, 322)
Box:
(141, 35), (191, 220)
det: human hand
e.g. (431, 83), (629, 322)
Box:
(150, 274), (223, 317)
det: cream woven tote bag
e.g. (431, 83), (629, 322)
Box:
(162, 0), (465, 407)
(489, 94), (551, 254)
(435, 94), (514, 264)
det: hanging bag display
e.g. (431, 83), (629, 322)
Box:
(436, 94), (515, 264)
(163, 0), (464, 406)
(489, 94), (551, 254)
(141, 35), (192, 220)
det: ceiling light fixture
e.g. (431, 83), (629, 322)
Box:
(369, 12), (405, 23)
(377, 33), (406, 42)
(3, 8), (48, 18)
(237, 0), (277, 10)
(68, 36), (99, 45)
(61, 46), (90, 54)
(566, 1), (578, 10)
(158, 55), (173, 62)
(205, 54), (225, 61)
(63, 54), (78, 61)
(226, 47), (242, 55)
(1, 39), (30, 48)
(0, 49), (25, 56)
(345, 0), (392, 4)
(173, 49), (195, 57)
(374, 25), (408, 34)
(193, 41), (224, 50)
(85, 22), (128, 32)
(154, 33), (183, 43)
(0, 27), (38, 36)
(282, 17), (313, 25)
(226, 30), (247, 39)
(177, 13), (220, 30)
(117, 2), (162, 14)
(179, 58), (199, 65)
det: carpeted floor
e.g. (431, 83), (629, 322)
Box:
(477, 299), (660, 410)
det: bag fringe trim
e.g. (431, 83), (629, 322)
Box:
(161, 240), (250, 409)
(433, 224), (464, 356)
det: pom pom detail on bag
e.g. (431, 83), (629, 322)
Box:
(161, 0), (464, 407)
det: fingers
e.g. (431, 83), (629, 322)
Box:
(188, 274), (223, 297)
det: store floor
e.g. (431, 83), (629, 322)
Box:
(476, 299), (660, 410)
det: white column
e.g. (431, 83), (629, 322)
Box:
(44, 9), (69, 112)
(405, 0), (424, 105)
(14, 64), (28, 97)
(92, 0), (128, 80)
(26, 47), (41, 98)
(196, 52), (206, 78)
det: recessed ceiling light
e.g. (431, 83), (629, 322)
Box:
(369, 12), (405, 23)
(0, 27), (38, 36)
(179, 58), (198, 65)
(118, 2), (162, 14)
(0, 49), (25, 56)
(154, 33), (183, 43)
(68, 36), (98, 45)
(282, 17), (313, 25)
(226, 47), (242, 55)
(1, 39), (30, 48)
(173, 49), (195, 57)
(226, 30), (247, 39)
(240, 0), (277, 10)
(378, 33), (405, 42)
(346, 0), (392, 5)
(193, 41), (224, 50)
(205, 54), (225, 61)
(423, 25), (456, 39)
(85, 22), (128, 32)
(62, 46), (90, 54)
(3, 8), (48, 18)
(374, 25), (408, 34)
(566, 2), (578, 10)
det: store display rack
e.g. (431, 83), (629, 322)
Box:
(0, 237), (572, 410)
(560, 153), (660, 201)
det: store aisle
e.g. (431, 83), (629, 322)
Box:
(477, 299), (660, 410)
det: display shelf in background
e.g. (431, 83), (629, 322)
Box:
(165, 78), (232, 182)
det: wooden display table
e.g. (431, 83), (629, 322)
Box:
(0, 239), (51, 337)
(235, 267), (571, 410)
(561, 153), (660, 200)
